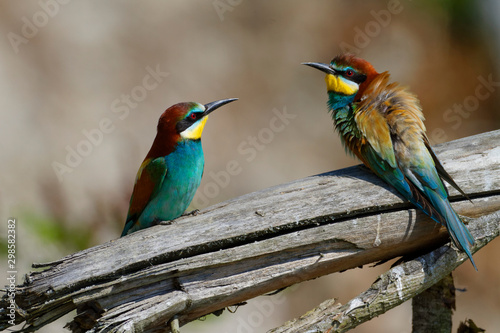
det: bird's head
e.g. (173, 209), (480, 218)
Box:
(303, 54), (379, 110)
(157, 98), (237, 139)
(147, 98), (237, 158)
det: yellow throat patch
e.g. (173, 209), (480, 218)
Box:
(325, 74), (359, 96)
(180, 116), (208, 140)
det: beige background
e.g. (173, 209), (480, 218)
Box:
(1, 1), (499, 332)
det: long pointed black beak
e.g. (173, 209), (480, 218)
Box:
(302, 62), (337, 75)
(203, 98), (238, 116)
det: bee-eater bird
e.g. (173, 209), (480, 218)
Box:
(304, 54), (476, 269)
(121, 98), (237, 236)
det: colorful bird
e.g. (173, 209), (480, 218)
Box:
(304, 54), (476, 269)
(121, 98), (237, 236)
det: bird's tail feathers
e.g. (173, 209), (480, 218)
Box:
(426, 190), (477, 270)
(406, 179), (444, 225)
(404, 180), (476, 270)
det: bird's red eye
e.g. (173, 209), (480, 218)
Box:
(345, 69), (354, 77)
(190, 113), (197, 120)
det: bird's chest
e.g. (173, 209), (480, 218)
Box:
(333, 106), (362, 142)
(151, 141), (204, 219)
(164, 141), (205, 192)
(137, 140), (204, 223)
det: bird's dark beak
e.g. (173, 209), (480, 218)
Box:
(203, 98), (238, 116)
(302, 62), (337, 75)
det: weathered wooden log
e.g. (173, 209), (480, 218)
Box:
(1, 130), (499, 333)
(268, 205), (500, 333)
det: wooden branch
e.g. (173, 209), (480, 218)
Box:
(1, 130), (499, 333)
(267, 206), (500, 333)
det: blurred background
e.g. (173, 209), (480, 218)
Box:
(1, 0), (499, 332)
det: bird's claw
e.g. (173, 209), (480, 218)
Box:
(158, 220), (174, 226)
(183, 209), (199, 216)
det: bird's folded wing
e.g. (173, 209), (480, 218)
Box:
(126, 157), (168, 223)
(424, 138), (470, 200)
(355, 94), (444, 224)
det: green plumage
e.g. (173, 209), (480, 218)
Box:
(122, 140), (204, 236)
(121, 98), (237, 237)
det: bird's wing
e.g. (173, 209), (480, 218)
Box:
(354, 75), (444, 222)
(125, 157), (168, 225)
(354, 89), (411, 197)
(354, 74), (399, 170)
(355, 106), (416, 202)
(423, 137), (470, 200)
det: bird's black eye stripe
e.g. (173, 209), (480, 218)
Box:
(175, 112), (203, 133)
(342, 70), (367, 84)
(176, 120), (190, 133)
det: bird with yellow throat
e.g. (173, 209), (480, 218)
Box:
(304, 54), (476, 269)
(121, 98), (237, 236)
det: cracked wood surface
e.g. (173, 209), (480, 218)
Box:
(1, 130), (499, 333)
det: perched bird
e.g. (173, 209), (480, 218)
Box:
(304, 54), (476, 269)
(121, 98), (237, 236)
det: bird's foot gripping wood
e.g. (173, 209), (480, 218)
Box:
(183, 209), (199, 217)
(159, 210), (199, 226)
(158, 220), (175, 226)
